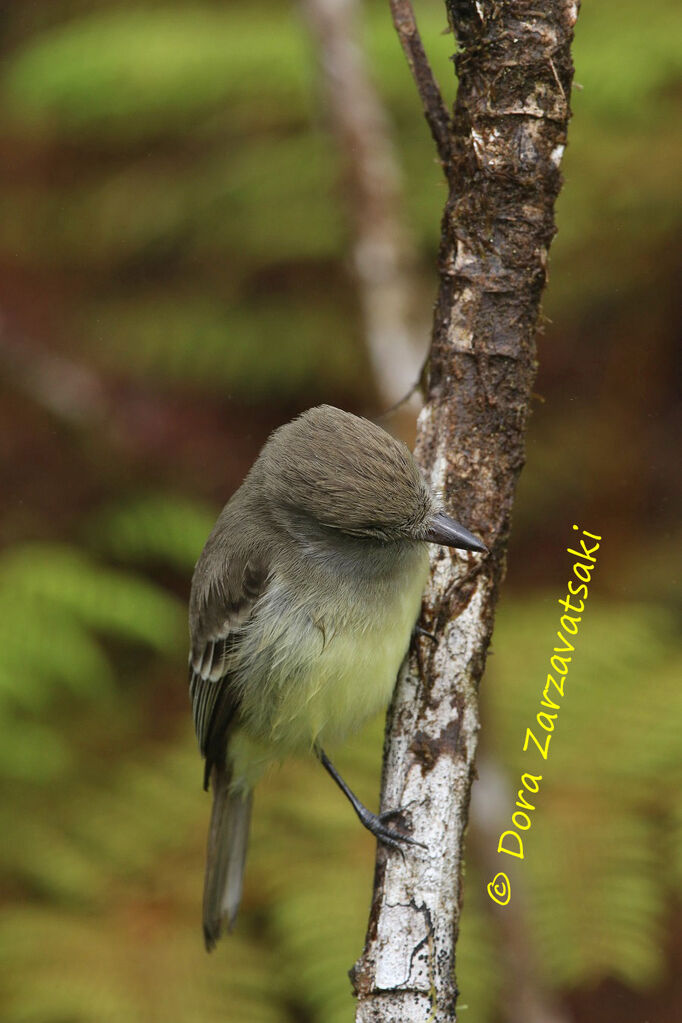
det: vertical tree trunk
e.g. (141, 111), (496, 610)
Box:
(352, 2), (579, 1020)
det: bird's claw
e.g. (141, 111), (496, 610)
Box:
(378, 805), (409, 823)
(358, 806), (428, 853)
(413, 625), (438, 645)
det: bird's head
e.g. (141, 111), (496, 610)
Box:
(255, 405), (487, 554)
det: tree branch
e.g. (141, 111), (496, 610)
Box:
(388, 0), (454, 178)
(353, 1), (580, 1020)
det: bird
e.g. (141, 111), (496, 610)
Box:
(188, 405), (486, 949)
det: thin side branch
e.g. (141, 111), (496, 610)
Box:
(388, 0), (454, 177)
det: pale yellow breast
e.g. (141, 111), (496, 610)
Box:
(236, 545), (430, 756)
(308, 559), (428, 747)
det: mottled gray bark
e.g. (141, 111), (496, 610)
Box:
(352, 2), (579, 1020)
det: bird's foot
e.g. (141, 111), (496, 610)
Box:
(355, 803), (428, 854)
(316, 746), (427, 854)
(413, 624), (438, 645)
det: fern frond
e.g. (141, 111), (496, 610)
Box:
(1, 544), (183, 650)
(0, 543), (183, 780)
(89, 494), (217, 571)
(486, 598), (679, 990)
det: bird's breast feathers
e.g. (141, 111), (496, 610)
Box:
(233, 545), (430, 755)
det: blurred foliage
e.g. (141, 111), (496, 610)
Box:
(0, 541), (182, 781)
(0, 0), (679, 397)
(0, 495), (679, 1020)
(88, 493), (217, 569)
(2, 9), (314, 140)
(486, 597), (681, 991)
(0, 0), (680, 1021)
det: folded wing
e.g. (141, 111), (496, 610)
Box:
(189, 559), (268, 787)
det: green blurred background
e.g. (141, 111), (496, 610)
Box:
(0, 1), (680, 1021)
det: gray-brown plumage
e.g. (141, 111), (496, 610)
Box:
(188, 405), (486, 949)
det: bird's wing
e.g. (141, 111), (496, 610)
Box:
(189, 558), (268, 783)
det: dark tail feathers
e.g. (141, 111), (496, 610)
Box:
(202, 763), (253, 950)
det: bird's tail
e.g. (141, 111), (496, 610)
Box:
(202, 763), (253, 950)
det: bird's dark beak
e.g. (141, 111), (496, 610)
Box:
(425, 512), (487, 553)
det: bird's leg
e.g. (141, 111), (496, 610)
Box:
(315, 746), (426, 852)
(413, 624), (438, 644)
